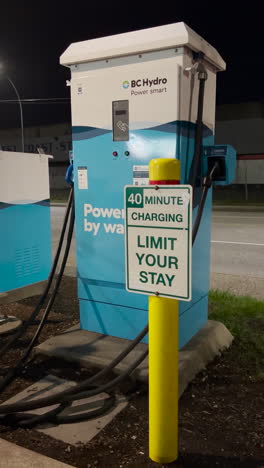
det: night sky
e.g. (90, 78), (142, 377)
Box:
(0, 2), (262, 129)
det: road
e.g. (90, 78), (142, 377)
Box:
(50, 206), (76, 275)
(51, 207), (264, 293)
(211, 211), (264, 277)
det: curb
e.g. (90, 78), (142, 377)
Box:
(0, 438), (73, 467)
(51, 202), (67, 207)
(213, 205), (264, 212)
(51, 203), (264, 211)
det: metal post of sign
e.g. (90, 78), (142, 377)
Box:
(148, 158), (180, 464)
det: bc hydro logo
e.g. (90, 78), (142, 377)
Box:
(122, 77), (167, 89)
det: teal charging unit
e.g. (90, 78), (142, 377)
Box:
(61, 22), (236, 347)
(0, 151), (52, 300)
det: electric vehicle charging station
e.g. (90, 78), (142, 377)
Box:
(60, 22), (236, 348)
(0, 151), (52, 301)
(0, 23), (238, 455)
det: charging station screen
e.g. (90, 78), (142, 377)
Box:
(112, 100), (129, 141)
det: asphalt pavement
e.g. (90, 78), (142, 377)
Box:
(51, 206), (76, 276)
(51, 206), (264, 297)
(211, 211), (264, 277)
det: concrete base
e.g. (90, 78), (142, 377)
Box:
(35, 320), (233, 397)
(2, 375), (127, 446)
(0, 316), (22, 336)
(0, 280), (47, 305)
(0, 437), (73, 467)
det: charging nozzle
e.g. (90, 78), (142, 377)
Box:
(203, 145), (236, 185)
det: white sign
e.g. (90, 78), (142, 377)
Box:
(78, 166), (88, 189)
(133, 165), (149, 186)
(124, 185), (192, 301)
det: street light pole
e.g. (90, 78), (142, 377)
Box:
(6, 76), (24, 152)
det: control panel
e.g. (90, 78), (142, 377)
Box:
(112, 100), (129, 142)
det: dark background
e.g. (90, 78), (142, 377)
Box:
(0, 1), (262, 128)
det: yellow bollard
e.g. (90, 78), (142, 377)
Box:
(148, 158), (180, 464)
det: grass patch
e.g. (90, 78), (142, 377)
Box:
(209, 290), (264, 381)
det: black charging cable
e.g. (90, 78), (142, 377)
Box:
(0, 58), (215, 425)
(0, 187), (149, 427)
(0, 188), (74, 359)
(192, 162), (219, 244)
(0, 164), (217, 426)
(189, 59), (208, 204)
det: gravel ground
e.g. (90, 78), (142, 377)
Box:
(0, 277), (263, 468)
